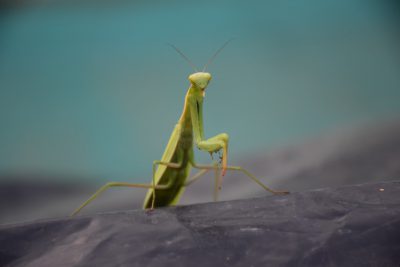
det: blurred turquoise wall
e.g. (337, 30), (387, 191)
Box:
(1, 0), (399, 182)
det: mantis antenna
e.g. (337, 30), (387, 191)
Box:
(167, 43), (198, 72)
(202, 38), (234, 71)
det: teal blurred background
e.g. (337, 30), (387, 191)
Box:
(1, 0), (399, 185)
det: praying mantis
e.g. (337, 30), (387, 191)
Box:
(71, 42), (288, 216)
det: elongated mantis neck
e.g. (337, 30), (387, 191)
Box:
(178, 72), (211, 124)
(178, 85), (203, 124)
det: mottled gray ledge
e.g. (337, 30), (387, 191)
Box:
(1, 181), (400, 267)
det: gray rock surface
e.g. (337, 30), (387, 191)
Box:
(1, 181), (399, 267)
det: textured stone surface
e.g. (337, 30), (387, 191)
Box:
(1, 181), (399, 267)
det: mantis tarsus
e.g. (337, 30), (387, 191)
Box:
(71, 42), (288, 216)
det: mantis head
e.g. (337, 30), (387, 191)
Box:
(189, 72), (212, 90)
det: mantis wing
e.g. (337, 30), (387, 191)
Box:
(142, 123), (182, 206)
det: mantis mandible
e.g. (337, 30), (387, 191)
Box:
(71, 42), (288, 216)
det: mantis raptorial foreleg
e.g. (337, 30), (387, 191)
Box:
(196, 133), (229, 176)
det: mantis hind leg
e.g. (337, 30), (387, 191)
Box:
(225, 166), (289, 195)
(191, 163), (289, 196)
(71, 182), (169, 216)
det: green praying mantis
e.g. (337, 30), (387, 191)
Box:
(71, 41), (289, 216)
